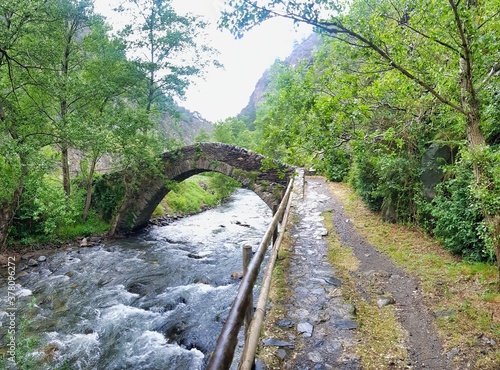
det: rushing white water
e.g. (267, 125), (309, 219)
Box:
(0, 189), (271, 370)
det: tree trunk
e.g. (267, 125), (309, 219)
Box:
(460, 55), (500, 288)
(0, 194), (20, 252)
(82, 157), (97, 221)
(0, 156), (27, 252)
(61, 144), (71, 197)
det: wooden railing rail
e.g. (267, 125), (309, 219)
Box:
(239, 173), (294, 370)
(206, 176), (295, 370)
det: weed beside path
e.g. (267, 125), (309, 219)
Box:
(327, 181), (500, 369)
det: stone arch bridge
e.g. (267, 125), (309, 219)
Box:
(108, 142), (295, 236)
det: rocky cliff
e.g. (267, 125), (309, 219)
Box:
(160, 104), (213, 144)
(238, 33), (321, 123)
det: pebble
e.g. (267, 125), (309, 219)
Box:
(38, 256), (47, 262)
(377, 296), (396, 308)
(317, 228), (328, 236)
(28, 259), (38, 267)
(308, 351), (323, 363)
(334, 320), (357, 330)
(276, 349), (287, 359)
(446, 347), (459, 360)
(276, 318), (294, 328)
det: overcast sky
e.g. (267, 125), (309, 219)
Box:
(93, 0), (312, 122)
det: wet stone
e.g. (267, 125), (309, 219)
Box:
(334, 320), (357, 330)
(262, 338), (295, 348)
(297, 322), (314, 337)
(323, 276), (341, 287)
(28, 259), (38, 267)
(308, 351), (323, 363)
(317, 228), (328, 236)
(326, 341), (343, 353)
(314, 339), (325, 348)
(38, 256), (47, 262)
(276, 318), (294, 328)
(446, 347), (459, 360)
(276, 349), (287, 359)
(293, 308), (310, 320)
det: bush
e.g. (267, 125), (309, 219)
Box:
(92, 173), (125, 221)
(429, 167), (493, 262)
(9, 175), (109, 246)
(349, 149), (383, 212)
(377, 156), (420, 223)
(317, 148), (351, 182)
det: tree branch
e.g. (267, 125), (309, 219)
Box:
(478, 62), (500, 92)
(319, 19), (465, 114)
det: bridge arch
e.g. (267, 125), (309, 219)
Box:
(109, 142), (294, 235)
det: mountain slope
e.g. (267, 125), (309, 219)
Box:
(238, 33), (321, 122)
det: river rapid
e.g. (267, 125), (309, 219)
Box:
(0, 189), (271, 370)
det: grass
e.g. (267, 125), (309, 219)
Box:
(328, 182), (500, 369)
(257, 223), (299, 369)
(0, 298), (40, 370)
(323, 210), (409, 369)
(55, 214), (109, 240)
(154, 173), (240, 217)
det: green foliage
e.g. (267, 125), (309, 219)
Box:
(0, 0), (216, 248)
(0, 298), (39, 370)
(377, 155), (420, 223)
(348, 148), (383, 212)
(212, 117), (257, 149)
(161, 173), (240, 215)
(117, 0), (220, 111)
(9, 175), (109, 245)
(316, 149), (351, 182)
(194, 128), (211, 142)
(208, 173), (241, 200)
(92, 174), (126, 222)
(427, 163), (494, 262)
(221, 0), (500, 274)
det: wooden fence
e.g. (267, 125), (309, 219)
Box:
(206, 175), (295, 370)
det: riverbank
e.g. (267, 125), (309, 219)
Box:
(1, 173), (241, 266)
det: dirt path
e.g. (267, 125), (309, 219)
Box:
(261, 175), (452, 369)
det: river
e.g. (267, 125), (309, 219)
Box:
(0, 189), (272, 370)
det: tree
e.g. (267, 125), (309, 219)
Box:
(194, 127), (212, 142)
(75, 20), (143, 220)
(116, 0), (220, 113)
(0, 0), (52, 250)
(23, 0), (100, 198)
(220, 0), (500, 285)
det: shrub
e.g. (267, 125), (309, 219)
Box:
(430, 166), (493, 262)
(317, 148), (351, 182)
(377, 155), (420, 223)
(349, 149), (383, 212)
(91, 174), (125, 222)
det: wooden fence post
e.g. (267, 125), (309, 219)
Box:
(242, 245), (253, 332)
(272, 204), (278, 245)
